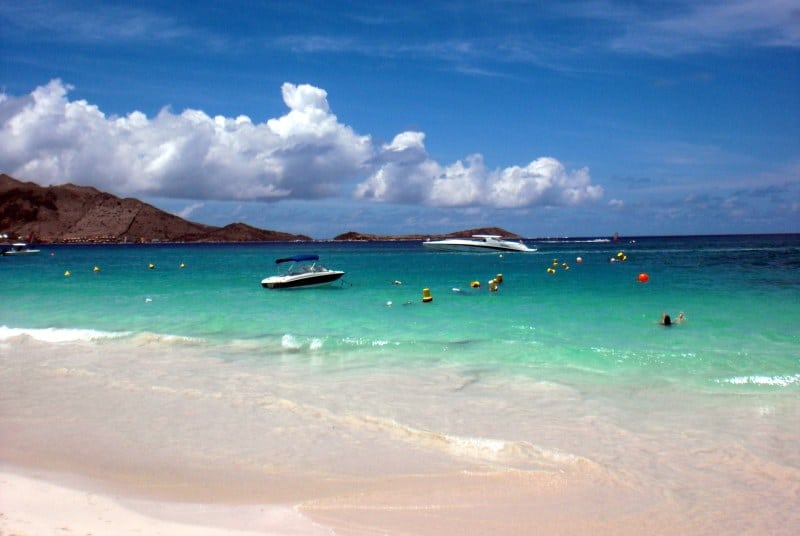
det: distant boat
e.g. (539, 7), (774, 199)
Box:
(260, 254), (345, 289)
(2, 242), (41, 256)
(422, 235), (536, 253)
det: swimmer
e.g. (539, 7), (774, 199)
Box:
(677, 311), (685, 323)
(661, 313), (672, 326)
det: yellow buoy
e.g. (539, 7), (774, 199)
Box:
(489, 282), (499, 292)
(547, 267), (556, 274)
(148, 263), (155, 270)
(470, 280), (481, 288)
(93, 266), (100, 273)
(64, 270), (71, 277)
(422, 288), (433, 303)
(180, 262), (185, 269)
(495, 273), (503, 284)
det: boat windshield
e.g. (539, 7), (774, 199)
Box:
(285, 262), (329, 275)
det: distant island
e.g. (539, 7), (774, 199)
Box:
(333, 229), (523, 241)
(0, 173), (522, 244)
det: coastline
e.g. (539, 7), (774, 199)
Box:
(4, 438), (799, 536)
(2, 235), (799, 535)
(0, 462), (699, 535)
(0, 466), (328, 535)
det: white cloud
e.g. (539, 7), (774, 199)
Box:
(0, 79), (372, 201)
(356, 132), (602, 208)
(177, 202), (205, 219)
(610, 0), (800, 55)
(0, 2), (191, 44)
(0, 79), (603, 210)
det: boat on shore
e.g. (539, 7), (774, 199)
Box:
(2, 243), (41, 256)
(260, 254), (345, 289)
(422, 235), (536, 253)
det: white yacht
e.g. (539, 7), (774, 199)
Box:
(2, 242), (41, 256)
(423, 235), (535, 253)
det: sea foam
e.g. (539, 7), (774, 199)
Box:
(719, 374), (800, 387)
(0, 325), (128, 343)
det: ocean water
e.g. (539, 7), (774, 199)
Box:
(1, 234), (799, 530)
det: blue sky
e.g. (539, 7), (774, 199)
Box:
(1, 0), (798, 238)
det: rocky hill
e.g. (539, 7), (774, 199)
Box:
(1, 173), (527, 243)
(0, 174), (311, 243)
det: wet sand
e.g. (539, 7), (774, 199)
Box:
(4, 455), (798, 535)
(2, 337), (799, 534)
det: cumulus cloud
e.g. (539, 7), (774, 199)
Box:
(356, 132), (603, 208)
(0, 79), (372, 201)
(0, 79), (602, 209)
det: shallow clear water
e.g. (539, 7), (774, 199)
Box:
(3, 235), (798, 387)
(1, 235), (799, 529)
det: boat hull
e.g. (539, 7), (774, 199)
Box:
(422, 240), (534, 253)
(261, 271), (345, 289)
(2, 250), (40, 256)
(2, 244), (40, 256)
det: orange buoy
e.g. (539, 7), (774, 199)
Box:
(637, 272), (650, 283)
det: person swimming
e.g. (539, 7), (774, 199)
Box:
(661, 313), (672, 326)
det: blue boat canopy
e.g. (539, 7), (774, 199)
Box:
(275, 254), (319, 264)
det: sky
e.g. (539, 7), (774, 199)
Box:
(1, 0), (798, 239)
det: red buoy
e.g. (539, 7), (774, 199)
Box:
(637, 273), (650, 283)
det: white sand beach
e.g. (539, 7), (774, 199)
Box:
(0, 469), (329, 535)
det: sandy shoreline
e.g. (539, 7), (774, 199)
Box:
(0, 465), (627, 536)
(0, 466), (331, 535)
(0, 461), (735, 536)
(2, 336), (799, 534)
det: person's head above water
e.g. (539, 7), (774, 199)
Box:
(662, 313), (672, 326)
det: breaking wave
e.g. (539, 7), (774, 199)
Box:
(718, 374), (800, 387)
(0, 325), (129, 343)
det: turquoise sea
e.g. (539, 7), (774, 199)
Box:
(1, 234), (799, 531)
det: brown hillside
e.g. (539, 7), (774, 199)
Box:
(0, 174), (310, 243)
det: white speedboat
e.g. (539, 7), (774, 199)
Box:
(261, 254), (345, 289)
(423, 235), (536, 253)
(2, 242), (41, 256)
